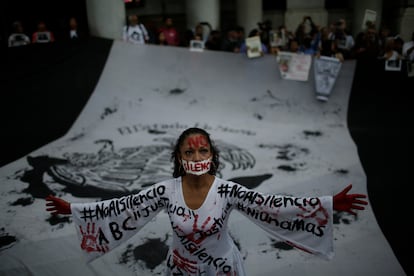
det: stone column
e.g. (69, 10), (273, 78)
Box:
(86, 0), (126, 40)
(399, 7), (414, 41)
(285, 0), (327, 34)
(236, 0), (262, 35)
(185, 0), (220, 30)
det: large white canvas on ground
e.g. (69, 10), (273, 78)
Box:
(0, 41), (405, 275)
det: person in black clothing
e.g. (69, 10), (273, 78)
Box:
(65, 17), (87, 41)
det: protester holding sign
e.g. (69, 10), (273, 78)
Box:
(8, 21), (30, 47)
(46, 127), (368, 275)
(32, 21), (55, 43)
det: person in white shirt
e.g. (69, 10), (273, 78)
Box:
(8, 21), (30, 47)
(383, 38), (402, 60)
(122, 14), (149, 45)
(46, 127), (368, 275)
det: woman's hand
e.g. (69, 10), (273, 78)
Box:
(333, 184), (368, 216)
(45, 194), (71, 215)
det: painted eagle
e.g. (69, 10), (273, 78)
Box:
(28, 137), (260, 199)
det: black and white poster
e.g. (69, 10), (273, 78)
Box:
(276, 52), (312, 81)
(313, 56), (342, 101)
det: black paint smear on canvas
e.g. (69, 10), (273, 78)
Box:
(229, 231), (242, 252)
(100, 107), (117, 120)
(11, 197), (34, 206)
(0, 235), (17, 249)
(278, 165), (296, 171)
(19, 155), (131, 200)
(277, 163), (306, 172)
(272, 240), (294, 251)
(277, 145), (309, 161)
(259, 238), (294, 260)
(228, 174), (272, 189)
(258, 144), (309, 161)
(119, 237), (169, 270)
(250, 90), (284, 108)
(68, 132), (85, 142)
(46, 215), (71, 226)
(328, 107), (342, 115)
(334, 212), (352, 225)
(334, 169), (349, 175)
(148, 129), (167, 135)
(58, 178), (132, 199)
(254, 113), (263, 120)
(0, 228), (17, 249)
(169, 88), (185, 95)
(19, 155), (67, 199)
(303, 130), (323, 138)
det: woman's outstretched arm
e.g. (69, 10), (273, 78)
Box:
(45, 194), (72, 215)
(333, 184), (368, 216)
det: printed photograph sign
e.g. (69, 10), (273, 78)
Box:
(362, 9), (377, 29)
(245, 36), (263, 58)
(277, 52), (312, 81)
(313, 56), (342, 101)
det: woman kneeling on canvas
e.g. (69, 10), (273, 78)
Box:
(46, 127), (368, 275)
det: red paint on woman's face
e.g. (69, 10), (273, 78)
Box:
(187, 135), (208, 148)
(180, 134), (211, 161)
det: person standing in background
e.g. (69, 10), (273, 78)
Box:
(32, 20), (55, 43)
(8, 21), (30, 47)
(65, 17), (87, 41)
(158, 16), (180, 46)
(122, 14), (149, 45)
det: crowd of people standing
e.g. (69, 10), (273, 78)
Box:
(6, 13), (414, 63)
(6, 16), (87, 48)
(119, 14), (414, 63)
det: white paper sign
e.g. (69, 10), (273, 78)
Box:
(384, 59), (402, 71)
(313, 56), (342, 101)
(277, 52), (312, 81)
(245, 36), (263, 58)
(362, 9), (377, 29)
(190, 40), (205, 52)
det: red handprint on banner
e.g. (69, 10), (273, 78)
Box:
(79, 222), (109, 253)
(188, 215), (217, 244)
(173, 249), (198, 274)
(297, 200), (329, 226)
